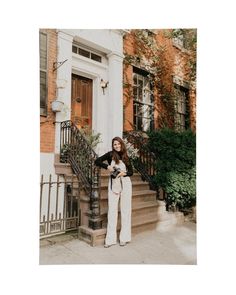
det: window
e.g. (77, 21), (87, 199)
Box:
(72, 44), (102, 63)
(133, 68), (154, 132)
(174, 84), (189, 131)
(172, 29), (186, 50)
(40, 32), (48, 116)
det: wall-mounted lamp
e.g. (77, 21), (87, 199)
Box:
(51, 100), (64, 113)
(100, 79), (109, 95)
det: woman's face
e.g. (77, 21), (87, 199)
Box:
(113, 140), (121, 152)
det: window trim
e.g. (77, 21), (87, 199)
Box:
(173, 83), (189, 131)
(40, 31), (48, 116)
(72, 43), (103, 63)
(132, 68), (154, 132)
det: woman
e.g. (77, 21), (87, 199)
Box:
(95, 137), (133, 247)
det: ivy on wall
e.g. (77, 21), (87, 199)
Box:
(123, 29), (197, 129)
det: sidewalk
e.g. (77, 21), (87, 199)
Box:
(39, 221), (196, 265)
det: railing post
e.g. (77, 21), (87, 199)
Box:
(88, 165), (102, 230)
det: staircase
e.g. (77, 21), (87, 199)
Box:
(56, 121), (184, 246)
(84, 169), (160, 246)
(55, 158), (160, 245)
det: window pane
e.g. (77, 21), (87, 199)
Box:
(40, 33), (47, 70)
(133, 86), (137, 100)
(180, 114), (185, 129)
(72, 45), (77, 53)
(138, 86), (142, 102)
(137, 103), (143, 117)
(137, 116), (142, 130)
(79, 48), (90, 58)
(40, 71), (47, 109)
(138, 77), (143, 89)
(133, 70), (154, 131)
(91, 53), (101, 63)
(133, 74), (137, 86)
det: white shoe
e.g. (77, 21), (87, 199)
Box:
(104, 243), (116, 248)
(119, 241), (127, 246)
(104, 244), (111, 248)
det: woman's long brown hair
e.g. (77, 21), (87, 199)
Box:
(112, 137), (129, 165)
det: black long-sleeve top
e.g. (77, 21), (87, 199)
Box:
(94, 151), (133, 177)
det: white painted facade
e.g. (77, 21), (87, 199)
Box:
(40, 30), (125, 228)
(40, 153), (65, 224)
(54, 29), (125, 156)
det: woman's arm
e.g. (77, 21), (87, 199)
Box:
(94, 152), (112, 170)
(124, 161), (133, 177)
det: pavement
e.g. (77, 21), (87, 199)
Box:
(39, 221), (196, 265)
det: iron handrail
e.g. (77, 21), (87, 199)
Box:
(60, 120), (102, 230)
(123, 131), (157, 190)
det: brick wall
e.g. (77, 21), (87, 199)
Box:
(123, 29), (196, 132)
(40, 29), (57, 153)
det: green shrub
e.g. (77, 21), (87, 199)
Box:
(147, 128), (196, 210)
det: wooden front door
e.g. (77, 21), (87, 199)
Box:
(71, 74), (93, 131)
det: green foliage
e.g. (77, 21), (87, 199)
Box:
(60, 130), (102, 163)
(80, 129), (102, 149)
(147, 128), (196, 210)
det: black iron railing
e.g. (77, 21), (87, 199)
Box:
(60, 120), (102, 230)
(123, 131), (157, 191)
(40, 174), (80, 237)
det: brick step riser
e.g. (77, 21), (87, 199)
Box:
(101, 207), (158, 224)
(75, 187), (157, 200)
(79, 192), (157, 204)
(102, 213), (158, 231)
(99, 187), (152, 197)
(71, 182), (150, 192)
(101, 183), (150, 192)
(99, 196), (157, 212)
(101, 175), (144, 182)
(90, 219), (158, 246)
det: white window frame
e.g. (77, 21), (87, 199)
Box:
(133, 70), (154, 132)
(174, 84), (188, 131)
(72, 43), (104, 64)
(40, 31), (48, 116)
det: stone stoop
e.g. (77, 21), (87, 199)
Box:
(78, 172), (162, 246)
(54, 159), (184, 247)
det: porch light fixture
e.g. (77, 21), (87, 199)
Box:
(100, 79), (109, 94)
(51, 100), (64, 112)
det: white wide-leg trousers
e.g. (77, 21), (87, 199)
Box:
(105, 176), (132, 245)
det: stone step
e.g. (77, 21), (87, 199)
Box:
(54, 162), (73, 175)
(100, 180), (150, 191)
(79, 212), (159, 246)
(101, 201), (158, 225)
(101, 200), (158, 217)
(101, 172), (143, 182)
(71, 179), (150, 191)
(100, 189), (157, 201)
(99, 192), (157, 213)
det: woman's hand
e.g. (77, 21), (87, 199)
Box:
(117, 171), (126, 178)
(107, 165), (114, 172)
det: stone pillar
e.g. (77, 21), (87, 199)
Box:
(89, 165), (102, 230)
(107, 52), (124, 140)
(54, 31), (74, 154)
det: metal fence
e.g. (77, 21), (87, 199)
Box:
(40, 174), (81, 238)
